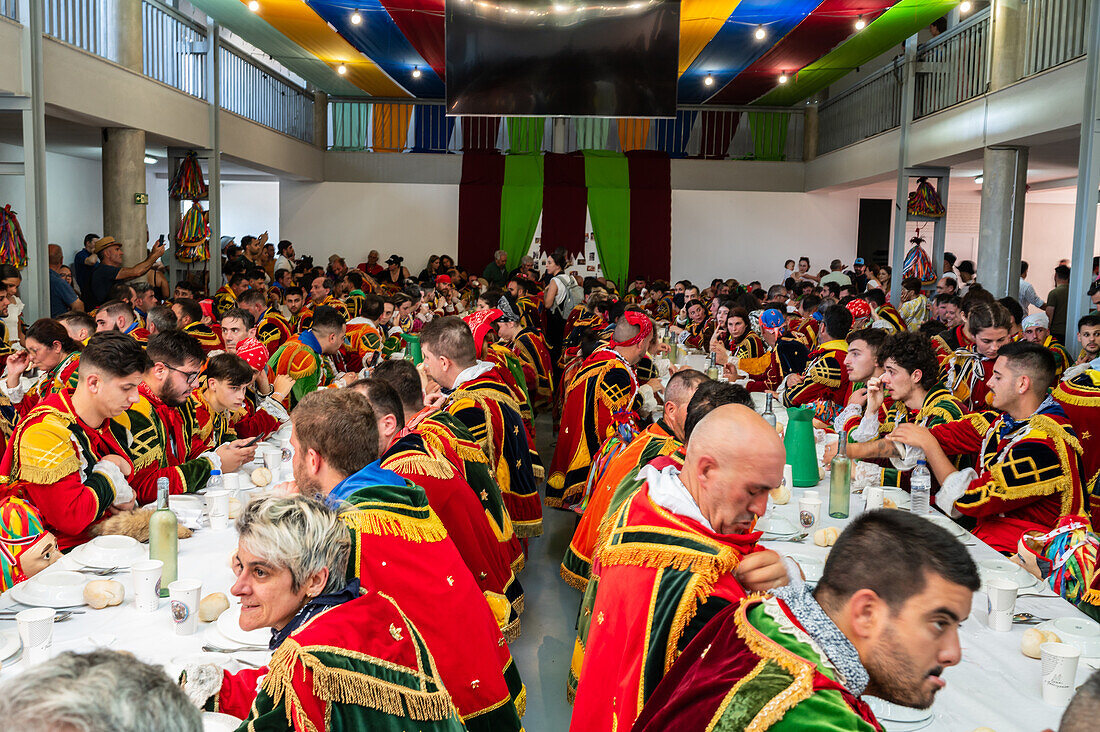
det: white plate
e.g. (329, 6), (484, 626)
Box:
(69, 535), (147, 569)
(168, 495), (206, 512)
(10, 571), (88, 608)
(0, 628), (21, 662)
(882, 488), (912, 509)
(757, 516), (800, 537)
(1038, 617), (1100, 657)
(920, 512), (967, 538)
(864, 696), (934, 724)
(979, 559), (1040, 591)
(217, 603), (272, 647)
(785, 554), (824, 583)
(202, 712), (243, 731)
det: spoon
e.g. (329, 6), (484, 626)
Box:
(1013, 612), (1050, 624)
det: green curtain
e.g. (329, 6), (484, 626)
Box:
(583, 150), (630, 291)
(748, 112), (790, 161)
(574, 118), (612, 150)
(507, 118), (545, 153)
(499, 154), (544, 267)
(330, 102), (370, 150)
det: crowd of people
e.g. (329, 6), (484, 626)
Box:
(0, 236), (1098, 730)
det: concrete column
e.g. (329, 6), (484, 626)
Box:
(803, 105), (819, 161)
(989, 0), (1025, 91)
(102, 127), (148, 266)
(113, 0), (143, 73)
(976, 145), (1028, 298)
(313, 91), (328, 149)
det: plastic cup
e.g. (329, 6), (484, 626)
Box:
(262, 448), (281, 471)
(16, 607), (55, 665)
(986, 578), (1017, 632)
(1040, 642), (1081, 705)
(782, 465), (794, 492)
(864, 486), (885, 511)
(798, 497), (822, 529)
(803, 490), (820, 501)
(131, 559), (164, 613)
(169, 579), (202, 636)
(221, 473), (240, 496)
(205, 490), (231, 531)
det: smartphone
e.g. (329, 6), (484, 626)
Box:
(241, 435), (262, 447)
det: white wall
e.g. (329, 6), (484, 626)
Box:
(220, 181), (280, 243)
(0, 143), (103, 262)
(670, 190), (861, 286)
(279, 181), (459, 273)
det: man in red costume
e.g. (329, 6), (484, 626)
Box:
(944, 302), (1013, 411)
(783, 304), (852, 414)
(289, 389), (526, 732)
(0, 332), (147, 549)
(570, 404), (796, 732)
(547, 310), (653, 509)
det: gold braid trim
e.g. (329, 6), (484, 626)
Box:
(598, 542), (737, 590)
(383, 453), (456, 480)
(342, 508), (448, 544)
(560, 564), (589, 592)
(263, 638), (457, 726)
(731, 597), (817, 732)
(1053, 383), (1100, 407)
(532, 463), (545, 481)
(704, 659), (771, 732)
(1032, 415), (1084, 456)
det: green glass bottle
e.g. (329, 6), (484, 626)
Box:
(829, 432), (852, 519)
(148, 478), (178, 597)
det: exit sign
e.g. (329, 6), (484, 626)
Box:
(134, 193), (149, 205)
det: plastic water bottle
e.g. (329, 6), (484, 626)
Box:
(207, 469), (222, 493)
(911, 460), (931, 516)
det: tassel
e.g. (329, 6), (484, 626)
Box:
(0, 205), (28, 269)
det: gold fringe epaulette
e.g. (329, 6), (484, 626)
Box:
(1031, 415), (1084, 456)
(383, 452), (456, 481)
(15, 412), (81, 484)
(263, 638), (458, 730)
(342, 507), (448, 544)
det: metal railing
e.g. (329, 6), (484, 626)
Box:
(220, 45), (313, 143)
(913, 8), (989, 118)
(0, 0), (17, 21)
(44, 0), (114, 61)
(818, 60), (903, 155)
(1023, 0), (1088, 76)
(142, 0), (205, 99)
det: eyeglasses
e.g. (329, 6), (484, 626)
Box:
(164, 363), (201, 385)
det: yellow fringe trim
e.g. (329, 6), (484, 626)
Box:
(512, 592), (525, 616)
(262, 638), (457, 727)
(515, 686), (527, 718)
(383, 453), (456, 481)
(342, 508), (448, 544)
(731, 597), (817, 732)
(560, 564), (589, 592)
(512, 518), (543, 538)
(511, 552), (526, 574)
(17, 454), (81, 486)
(502, 614), (521, 644)
(532, 463), (545, 481)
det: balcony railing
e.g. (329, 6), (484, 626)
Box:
(1024, 0), (1088, 76)
(37, 0), (313, 142)
(328, 99), (805, 161)
(913, 8), (989, 119)
(818, 60), (902, 155)
(818, 0), (1087, 155)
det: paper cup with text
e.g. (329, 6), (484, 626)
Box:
(16, 607), (55, 666)
(169, 579), (202, 636)
(131, 559), (164, 613)
(798, 497), (822, 529)
(205, 490), (231, 531)
(986, 578), (1017, 632)
(1040, 642), (1081, 705)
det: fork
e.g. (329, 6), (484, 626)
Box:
(0, 610), (79, 622)
(75, 566), (121, 576)
(202, 643), (270, 654)
(766, 533), (809, 543)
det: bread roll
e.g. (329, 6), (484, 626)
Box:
(227, 496), (241, 519)
(84, 579), (125, 609)
(1021, 628), (1061, 658)
(251, 467), (272, 487)
(770, 483), (791, 505)
(198, 592), (230, 622)
(813, 527), (838, 547)
(883, 498), (897, 509)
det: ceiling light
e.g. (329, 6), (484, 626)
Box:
(960, 0), (972, 12)
(143, 156), (158, 165)
(704, 73), (714, 87)
(350, 9), (362, 24)
(412, 65), (422, 79)
(337, 64), (347, 75)
(854, 15), (865, 30)
(778, 71), (789, 84)
(974, 175), (983, 184)
(247, 0), (259, 11)
(754, 25), (766, 41)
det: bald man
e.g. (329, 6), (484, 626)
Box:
(570, 404), (794, 732)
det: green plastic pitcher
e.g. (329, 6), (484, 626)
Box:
(784, 406), (819, 487)
(401, 333), (422, 364)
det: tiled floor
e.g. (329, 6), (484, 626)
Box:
(509, 413), (579, 731)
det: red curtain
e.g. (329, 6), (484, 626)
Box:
(541, 152), (587, 256)
(626, 151), (671, 283)
(458, 152), (505, 274)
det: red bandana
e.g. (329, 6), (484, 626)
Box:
(463, 309), (502, 357)
(612, 311), (654, 348)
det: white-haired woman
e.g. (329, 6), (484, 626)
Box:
(182, 496), (463, 731)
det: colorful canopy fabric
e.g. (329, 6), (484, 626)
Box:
(218, 0), (960, 107)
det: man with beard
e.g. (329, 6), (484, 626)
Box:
(111, 331), (255, 500)
(283, 286), (306, 330)
(93, 300), (149, 343)
(1021, 311), (1072, 377)
(634, 510), (978, 732)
